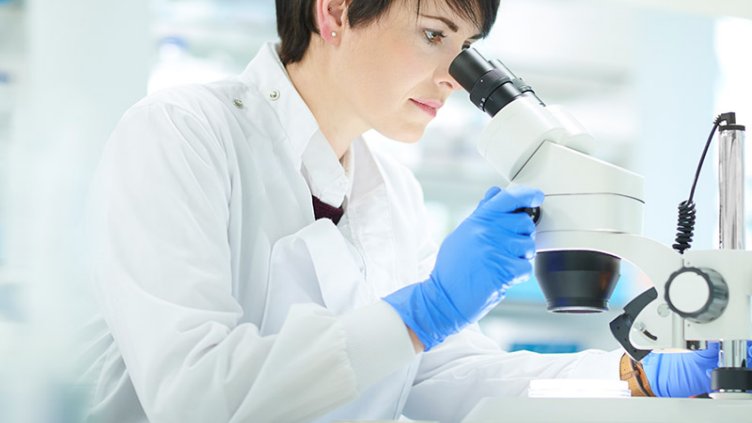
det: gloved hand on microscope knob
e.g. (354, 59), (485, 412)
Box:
(384, 186), (543, 351)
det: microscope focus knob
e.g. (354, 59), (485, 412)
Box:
(665, 267), (729, 323)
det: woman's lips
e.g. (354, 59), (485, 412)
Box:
(410, 98), (442, 118)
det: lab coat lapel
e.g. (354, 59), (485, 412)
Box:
(260, 139), (397, 335)
(292, 138), (394, 317)
(261, 217), (371, 335)
(347, 139), (399, 298)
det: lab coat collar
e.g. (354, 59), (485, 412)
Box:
(301, 132), (354, 207)
(238, 42), (318, 171)
(239, 42), (353, 207)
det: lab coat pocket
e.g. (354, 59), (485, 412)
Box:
(260, 219), (371, 336)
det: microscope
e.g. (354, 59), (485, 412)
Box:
(449, 48), (752, 422)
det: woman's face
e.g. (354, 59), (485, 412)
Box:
(333, 0), (482, 142)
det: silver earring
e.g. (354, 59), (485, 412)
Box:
(331, 31), (337, 38)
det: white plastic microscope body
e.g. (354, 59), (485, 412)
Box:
(477, 94), (752, 357)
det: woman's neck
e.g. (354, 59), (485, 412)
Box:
(285, 43), (366, 160)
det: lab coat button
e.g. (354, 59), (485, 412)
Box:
(233, 98), (244, 108)
(269, 90), (280, 101)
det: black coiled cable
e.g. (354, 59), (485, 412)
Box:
(672, 200), (696, 253)
(672, 113), (735, 254)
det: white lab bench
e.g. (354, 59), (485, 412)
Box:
(462, 397), (752, 423)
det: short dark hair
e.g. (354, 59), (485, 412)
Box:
(275, 0), (500, 64)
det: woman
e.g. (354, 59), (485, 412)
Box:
(83, 0), (722, 422)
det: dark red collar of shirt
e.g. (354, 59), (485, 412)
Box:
(311, 195), (345, 225)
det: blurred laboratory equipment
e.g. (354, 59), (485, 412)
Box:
(2, 0), (152, 421)
(148, 36), (232, 93)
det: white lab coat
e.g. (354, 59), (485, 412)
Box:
(82, 42), (622, 423)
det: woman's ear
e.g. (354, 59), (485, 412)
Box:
(316, 0), (348, 44)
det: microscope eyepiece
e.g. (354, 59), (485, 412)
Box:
(449, 48), (543, 117)
(448, 48), (495, 93)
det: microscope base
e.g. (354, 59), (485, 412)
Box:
(462, 397), (752, 423)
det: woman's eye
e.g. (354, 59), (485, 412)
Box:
(423, 29), (446, 45)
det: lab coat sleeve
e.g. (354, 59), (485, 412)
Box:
(403, 326), (623, 422)
(88, 101), (415, 423)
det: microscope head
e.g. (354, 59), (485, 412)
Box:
(450, 48), (645, 313)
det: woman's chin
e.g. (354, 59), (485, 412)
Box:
(379, 123), (426, 144)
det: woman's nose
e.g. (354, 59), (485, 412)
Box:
(435, 66), (461, 92)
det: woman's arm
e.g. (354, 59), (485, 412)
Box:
(403, 327), (622, 423)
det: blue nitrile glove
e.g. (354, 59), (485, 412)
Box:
(384, 186), (544, 351)
(642, 342), (752, 397)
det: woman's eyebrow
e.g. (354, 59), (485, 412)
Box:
(419, 13), (482, 39)
(420, 13), (459, 31)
